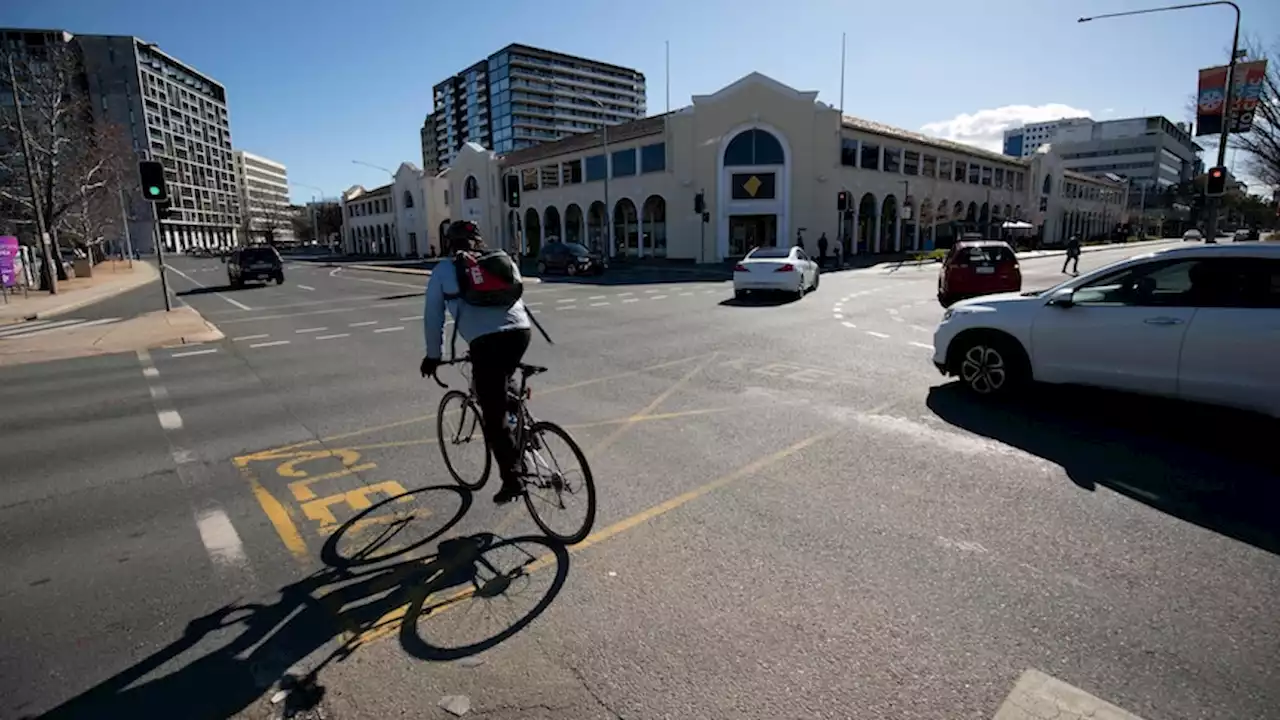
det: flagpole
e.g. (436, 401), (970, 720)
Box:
(839, 32), (846, 114)
(665, 40), (670, 113)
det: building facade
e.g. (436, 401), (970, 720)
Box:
(422, 43), (646, 174)
(446, 73), (1127, 263)
(233, 150), (292, 244)
(76, 34), (239, 252)
(1002, 117), (1093, 158)
(340, 184), (397, 256)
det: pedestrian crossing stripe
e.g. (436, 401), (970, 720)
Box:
(0, 317), (124, 340)
(993, 669), (1146, 720)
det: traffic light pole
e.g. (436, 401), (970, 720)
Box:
(151, 202), (172, 312)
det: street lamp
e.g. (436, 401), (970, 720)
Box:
(292, 182), (325, 247)
(1078, 1), (1241, 240)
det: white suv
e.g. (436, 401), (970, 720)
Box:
(931, 243), (1280, 418)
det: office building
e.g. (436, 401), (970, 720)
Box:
(233, 150), (293, 244)
(422, 43), (646, 173)
(64, 33), (238, 252)
(1002, 117), (1093, 158)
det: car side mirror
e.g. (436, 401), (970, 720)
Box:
(1047, 288), (1075, 308)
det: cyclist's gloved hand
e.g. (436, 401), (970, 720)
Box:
(420, 355), (440, 378)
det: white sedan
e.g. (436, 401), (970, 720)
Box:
(931, 243), (1280, 418)
(733, 246), (819, 299)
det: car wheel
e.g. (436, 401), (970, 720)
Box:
(953, 333), (1026, 397)
(567, 264), (577, 276)
(276, 274), (285, 285)
(812, 272), (820, 291)
(734, 289), (745, 300)
(536, 260), (547, 275)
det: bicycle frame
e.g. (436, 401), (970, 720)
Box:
(431, 356), (539, 471)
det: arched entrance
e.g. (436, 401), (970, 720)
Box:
(613, 199), (638, 257)
(857, 193), (877, 255)
(544, 206), (562, 242)
(642, 195), (667, 258)
(880, 196), (898, 253)
(587, 201), (607, 253)
(524, 208), (542, 256)
(564, 204), (584, 245)
(718, 125), (789, 259)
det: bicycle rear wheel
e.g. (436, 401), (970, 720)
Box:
(521, 421), (596, 544)
(437, 390), (491, 490)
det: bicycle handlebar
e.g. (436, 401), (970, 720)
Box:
(428, 355), (471, 389)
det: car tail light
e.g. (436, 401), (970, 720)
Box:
(775, 264), (795, 272)
(733, 263), (748, 272)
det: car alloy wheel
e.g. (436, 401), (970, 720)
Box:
(960, 343), (1006, 394)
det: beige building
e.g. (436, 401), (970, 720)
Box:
(444, 72), (1127, 262)
(340, 184), (395, 256)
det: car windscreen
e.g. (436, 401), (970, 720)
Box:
(241, 248), (278, 264)
(748, 248), (792, 259)
(953, 245), (1014, 266)
(565, 243), (590, 256)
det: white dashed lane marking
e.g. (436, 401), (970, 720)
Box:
(157, 409), (183, 430)
(556, 298), (576, 304)
(296, 327), (328, 333)
(399, 315), (423, 321)
(233, 334), (270, 342)
(651, 295), (668, 300)
(623, 298), (639, 303)
(296, 284), (316, 291)
(196, 507), (248, 567)
(349, 320), (379, 327)
(250, 340), (291, 348)
(373, 326), (405, 333)
(841, 321), (857, 328)
(316, 333), (350, 340)
(589, 295), (607, 300)
(866, 331), (890, 339)
(909, 342), (934, 350)
(590, 302), (610, 307)
(170, 348), (218, 358)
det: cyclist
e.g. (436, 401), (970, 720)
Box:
(420, 221), (532, 504)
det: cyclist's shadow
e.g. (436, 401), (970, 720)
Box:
(34, 485), (571, 720)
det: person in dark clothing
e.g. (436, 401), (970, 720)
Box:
(817, 233), (829, 269)
(421, 221), (533, 504)
(1062, 235), (1082, 274)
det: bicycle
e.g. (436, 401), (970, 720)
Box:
(431, 355), (597, 544)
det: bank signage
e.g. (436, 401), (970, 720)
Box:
(731, 173), (776, 200)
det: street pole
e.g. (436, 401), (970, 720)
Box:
(151, 202), (172, 312)
(1078, 1), (1241, 240)
(7, 52), (57, 294)
(601, 124), (612, 258)
(118, 187), (134, 269)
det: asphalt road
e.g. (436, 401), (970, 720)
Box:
(2, 241), (1277, 720)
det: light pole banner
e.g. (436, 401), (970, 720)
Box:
(1229, 60), (1269, 134)
(0, 236), (19, 287)
(1196, 65), (1228, 137)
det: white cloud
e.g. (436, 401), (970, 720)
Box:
(919, 104), (1093, 152)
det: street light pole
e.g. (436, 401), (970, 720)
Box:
(1079, 1), (1241, 240)
(554, 86), (613, 257)
(6, 52), (57, 294)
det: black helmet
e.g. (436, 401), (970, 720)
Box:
(444, 220), (481, 251)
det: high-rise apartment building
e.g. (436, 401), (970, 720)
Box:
(422, 43), (646, 173)
(74, 34), (239, 251)
(1002, 117), (1094, 158)
(233, 150), (293, 243)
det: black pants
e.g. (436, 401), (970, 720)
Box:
(469, 328), (531, 484)
(1062, 254), (1079, 273)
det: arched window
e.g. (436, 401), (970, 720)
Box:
(1041, 174), (1052, 196)
(464, 175), (480, 200)
(723, 128), (785, 166)
(403, 190), (414, 208)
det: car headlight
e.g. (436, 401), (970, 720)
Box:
(942, 308), (955, 322)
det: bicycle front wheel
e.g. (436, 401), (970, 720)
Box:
(521, 421), (596, 544)
(437, 390), (491, 491)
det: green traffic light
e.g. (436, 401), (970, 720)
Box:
(148, 186), (161, 196)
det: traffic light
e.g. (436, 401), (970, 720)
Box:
(837, 190), (849, 212)
(694, 191), (705, 215)
(505, 174), (520, 208)
(1206, 166), (1227, 197)
(138, 160), (168, 203)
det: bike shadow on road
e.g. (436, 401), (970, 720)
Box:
(718, 291), (805, 307)
(30, 484), (571, 720)
(926, 383), (1280, 556)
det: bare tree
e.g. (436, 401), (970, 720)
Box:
(0, 41), (113, 282)
(56, 122), (135, 263)
(1229, 38), (1280, 192)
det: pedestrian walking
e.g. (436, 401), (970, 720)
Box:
(1062, 235), (1081, 275)
(817, 233), (829, 269)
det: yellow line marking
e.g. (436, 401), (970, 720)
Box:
(239, 353), (717, 459)
(590, 352), (717, 456)
(275, 448), (365, 478)
(344, 427), (838, 648)
(301, 480), (409, 530)
(248, 475), (309, 560)
(289, 463), (377, 501)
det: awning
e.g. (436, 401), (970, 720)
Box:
(1001, 220), (1034, 229)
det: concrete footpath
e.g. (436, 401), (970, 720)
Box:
(0, 260), (159, 324)
(0, 305), (223, 367)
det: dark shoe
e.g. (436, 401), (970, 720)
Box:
(493, 481), (524, 504)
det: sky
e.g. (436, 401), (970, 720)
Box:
(6, 0), (1279, 202)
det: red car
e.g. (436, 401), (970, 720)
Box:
(937, 239), (1021, 307)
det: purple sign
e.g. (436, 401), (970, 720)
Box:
(0, 236), (18, 287)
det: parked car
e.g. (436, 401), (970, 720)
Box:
(228, 245), (284, 287)
(733, 246), (819, 299)
(1182, 229), (1204, 242)
(937, 239), (1022, 307)
(931, 243), (1280, 418)
(535, 240), (607, 276)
